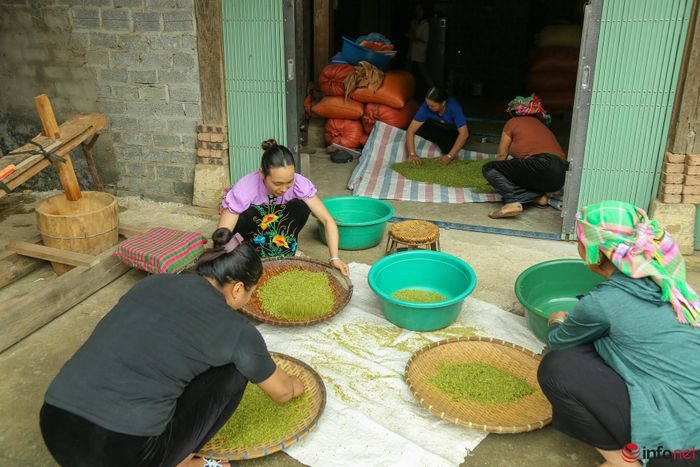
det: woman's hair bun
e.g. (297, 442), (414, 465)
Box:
(212, 227), (234, 248)
(261, 139), (278, 151)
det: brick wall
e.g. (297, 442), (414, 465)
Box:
(0, 0), (202, 203)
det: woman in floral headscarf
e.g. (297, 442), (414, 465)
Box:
(483, 94), (569, 219)
(538, 201), (700, 467)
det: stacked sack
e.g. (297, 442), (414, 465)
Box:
(312, 64), (418, 149)
(526, 25), (582, 112)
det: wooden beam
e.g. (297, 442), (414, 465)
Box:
(194, 0), (227, 126)
(35, 94), (61, 139)
(313, 0), (333, 87)
(0, 255), (44, 289)
(7, 242), (99, 268)
(0, 245), (131, 353)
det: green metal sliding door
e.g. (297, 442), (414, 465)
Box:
(577, 0), (692, 209)
(222, 0), (298, 182)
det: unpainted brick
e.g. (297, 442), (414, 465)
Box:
(661, 172), (684, 184)
(196, 157), (225, 166)
(682, 194), (700, 204)
(133, 12), (162, 31)
(196, 148), (210, 157)
(658, 193), (682, 203)
(664, 162), (685, 174)
(665, 152), (686, 164)
(686, 154), (700, 166)
(682, 185), (700, 195)
(686, 165), (700, 175)
(659, 182), (682, 195)
(198, 132), (211, 142)
(90, 32), (118, 48)
(684, 175), (700, 186)
(209, 133), (226, 143)
(129, 70), (157, 84)
(154, 134), (182, 147)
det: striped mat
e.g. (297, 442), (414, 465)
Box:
(348, 122), (502, 203)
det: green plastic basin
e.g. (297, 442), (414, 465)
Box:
(368, 250), (477, 331)
(318, 196), (394, 250)
(514, 259), (605, 343)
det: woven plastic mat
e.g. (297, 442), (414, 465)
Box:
(405, 337), (551, 433)
(198, 352), (326, 461)
(241, 256), (353, 326)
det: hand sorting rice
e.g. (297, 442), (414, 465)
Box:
(431, 363), (534, 405)
(210, 385), (311, 450)
(392, 289), (447, 303)
(257, 269), (336, 320)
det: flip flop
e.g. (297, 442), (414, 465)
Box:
(488, 207), (523, 219)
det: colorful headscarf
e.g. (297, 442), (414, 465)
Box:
(506, 94), (552, 126)
(576, 200), (700, 327)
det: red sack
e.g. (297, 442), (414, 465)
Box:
(351, 71), (415, 109)
(359, 131), (369, 147)
(530, 47), (580, 72)
(325, 119), (365, 148)
(526, 71), (577, 92)
(362, 99), (420, 134)
(304, 94), (312, 120)
(312, 96), (364, 120)
(319, 64), (355, 96)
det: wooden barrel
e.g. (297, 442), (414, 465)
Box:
(35, 191), (119, 275)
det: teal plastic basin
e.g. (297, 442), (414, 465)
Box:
(368, 250), (477, 331)
(515, 259), (605, 343)
(318, 196), (394, 250)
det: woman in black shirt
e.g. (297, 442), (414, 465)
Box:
(40, 228), (304, 467)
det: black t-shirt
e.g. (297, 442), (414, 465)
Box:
(45, 274), (276, 436)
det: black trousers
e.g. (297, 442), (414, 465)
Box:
(538, 344), (700, 466)
(482, 153), (568, 205)
(40, 365), (248, 467)
(415, 119), (459, 155)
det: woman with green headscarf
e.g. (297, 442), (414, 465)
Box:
(483, 94), (569, 219)
(538, 201), (700, 467)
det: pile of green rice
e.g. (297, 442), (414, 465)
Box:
(211, 384), (311, 449)
(431, 363), (534, 404)
(257, 269), (335, 320)
(392, 289), (447, 303)
(391, 158), (497, 193)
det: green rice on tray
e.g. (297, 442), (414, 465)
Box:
(392, 289), (447, 303)
(431, 363), (534, 405)
(210, 384), (311, 450)
(257, 269), (335, 320)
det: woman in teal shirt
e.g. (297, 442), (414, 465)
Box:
(538, 201), (700, 467)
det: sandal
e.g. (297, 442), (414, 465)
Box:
(488, 203), (523, 219)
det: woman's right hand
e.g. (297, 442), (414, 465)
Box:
(409, 155), (422, 166)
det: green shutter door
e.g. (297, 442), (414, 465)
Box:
(578, 0), (692, 209)
(222, 0), (288, 182)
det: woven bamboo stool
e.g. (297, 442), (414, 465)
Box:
(385, 220), (440, 255)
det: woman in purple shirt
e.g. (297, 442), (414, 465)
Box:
(218, 139), (349, 276)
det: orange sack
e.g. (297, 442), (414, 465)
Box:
(312, 96), (364, 120)
(526, 71), (578, 92)
(362, 99), (420, 134)
(529, 47), (580, 72)
(536, 91), (575, 111)
(351, 71), (415, 109)
(319, 64), (356, 96)
(325, 119), (365, 148)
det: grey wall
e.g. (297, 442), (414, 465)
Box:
(0, 0), (202, 203)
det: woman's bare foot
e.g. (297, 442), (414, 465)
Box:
(534, 195), (549, 207)
(488, 202), (523, 219)
(176, 453), (230, 467)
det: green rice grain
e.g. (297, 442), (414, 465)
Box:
(211, 384), (311, 449)
(392, 289), (447, 303)
(391, 158), (498, 193)
(431, 363), (534, 404)
(257, 270), (335, 320)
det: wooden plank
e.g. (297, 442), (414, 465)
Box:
(194, 0), (227, 126)
(0, 255), (44, 289)
(118, 223), (144, 238)
(0, 245), (131, 353)
(7, 241), (98, 268)
(0, 159), (50, 199)
(313, 0), (333, 87)
(35, 94), (61, 139)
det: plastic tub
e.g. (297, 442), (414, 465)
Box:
(318, 196), (394, 250)
(341, 36), (393, 70)
(514, 259), (605, 343)
(368, 250), (477, 331)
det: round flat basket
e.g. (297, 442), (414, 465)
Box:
(405, 337), (551, 433)
(198, 352), (326, 461)
(241, 256), (353, 326)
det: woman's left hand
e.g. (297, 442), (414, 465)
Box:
(331, 258), (350, 276)
(438, 155), (452, 166)
(548, 311), (569, 326)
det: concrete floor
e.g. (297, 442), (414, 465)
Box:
(2, 163), (699, 466)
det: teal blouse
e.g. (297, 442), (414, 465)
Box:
(548, 270), (700, 461)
